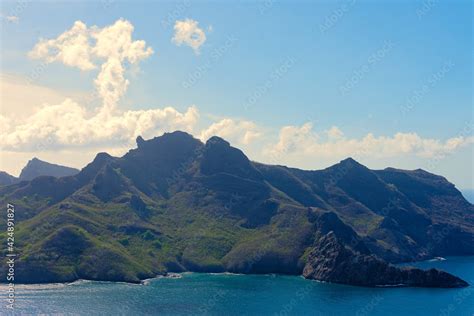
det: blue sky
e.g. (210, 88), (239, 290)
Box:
(0, 0), (472, 189)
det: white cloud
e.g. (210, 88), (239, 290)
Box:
(5, 15), (19, 23)
(29, 21), (95, 71)
(270, 122), (315, 156)
(0, 99), (199, 151)
(264, 123), (474, 163)
(199, 118), (261, 145)
(28, 19), (154, 111)
(326, 126), (344, 141)
(1, 19), (199, 152)
(90, 19), (153, 111)
(0, 74), (85, 119)
(172, 19), (207, 54)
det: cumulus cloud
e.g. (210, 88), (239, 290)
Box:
(1, 19), (200, 152)
(172, 19), (207, 54)
(199, 118), (261, 145)
(269, 123), (315, 157)
(326, 126), (344, 141)
(265, 122), (474, 163)
(29, 21), (95, 71)
(28, 19), (153, 111)
(0, 74), (83, 119)
(0, 100), (199, 151)
(5, 15), (19, 23)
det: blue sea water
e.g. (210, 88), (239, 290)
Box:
(2, 256), (473, 315)
(461, 189), (474, 204)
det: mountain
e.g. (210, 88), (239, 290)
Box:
(0, 158), (80, 186)
(0, 171), (18, 186)
(0, 131), (472, 287)
(19, 157), (79, 181)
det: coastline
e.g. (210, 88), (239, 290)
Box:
(5, 256), (474, 316)
(1, 256), (472, 288)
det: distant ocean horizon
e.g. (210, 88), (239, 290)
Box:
(461, 189), (474, 204)
(2, 256), (473, 315)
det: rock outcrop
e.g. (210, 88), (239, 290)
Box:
(19, 158), (79, 181)
(303, 231), (468, 288)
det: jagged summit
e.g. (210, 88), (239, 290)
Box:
(206, 136), (230, 147)
(137, 131), (197, 144)
(0, 158), (80, 186)
(18, 157), (79, 181)
(93, 152), (114, 162)
(136, 135), (145, 148)
(78, 152), (116, 181)
(333, 157), (366, 169)
(132, 131), (201, 154)
(339, 157), (358, 164)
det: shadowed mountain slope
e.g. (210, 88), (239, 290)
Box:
(0, 158), (80, 186)
(19, 158), (79, 181)
(0, 171), (17, 186)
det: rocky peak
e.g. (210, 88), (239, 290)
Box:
(339, 157), (359, 165)
(19, 157), (79, 181)
(303, 231), (468, 288)
(205, 136), (230, 147)
(136, 135), (145, 148)
(200, 136), (261, 180)
(130, 131), (202, 156)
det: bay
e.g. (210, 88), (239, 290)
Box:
(2, 256), (473, 315)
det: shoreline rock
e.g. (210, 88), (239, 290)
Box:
(302, 232), (469, 288)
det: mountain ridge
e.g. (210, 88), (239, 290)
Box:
(0, 157), (80, 186)
(0, 131), (472, 287)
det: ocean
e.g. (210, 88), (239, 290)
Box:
(2, 256), (473, 315)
